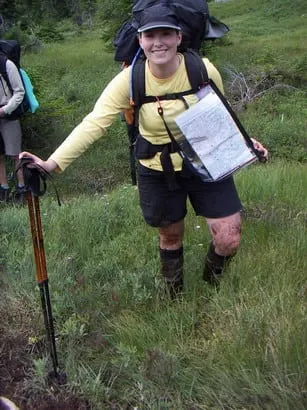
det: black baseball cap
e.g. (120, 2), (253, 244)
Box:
(137, 5), (181, 33)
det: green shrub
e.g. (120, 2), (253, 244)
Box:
(4, 25), (29, 44)
(36, 22), (64, 43)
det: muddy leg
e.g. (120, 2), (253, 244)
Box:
(204, 212), (241, 285)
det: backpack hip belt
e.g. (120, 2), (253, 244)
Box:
(135, 134), (180, 191)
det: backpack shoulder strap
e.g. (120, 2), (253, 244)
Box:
(183, 49), (208, 89)
(131, 56), (146, 109)
(130, 56), (146, 127)
(130, 49), (209, 126)
(0, 54), (13, 93)
(132, 50), (208, 107)
(0, 54), (6, 71)
(0, 55), (8, 79)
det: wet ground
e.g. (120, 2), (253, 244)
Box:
(0, 325), (91, 410)
(0, 267), (90, 410)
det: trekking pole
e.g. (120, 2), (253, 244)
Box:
(17, 158), (65, 382)
(26, 191), (59, 377)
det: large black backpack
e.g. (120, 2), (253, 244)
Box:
(124, 50), (210, 187)
(114, 0), (229, 65)
(113, 1), (229, 185)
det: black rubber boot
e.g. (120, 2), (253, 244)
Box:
(203, 242), (234, 286)
(160, 247), (184, 298)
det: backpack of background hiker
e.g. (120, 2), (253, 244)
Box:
(114, 0), (229, 64)
(0, 39), (39, 121)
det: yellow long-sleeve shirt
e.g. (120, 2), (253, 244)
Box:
(50, 54), (224, 172)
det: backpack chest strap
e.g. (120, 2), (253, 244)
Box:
(141, 88), (197, 105)
(134, 93), (190, 130)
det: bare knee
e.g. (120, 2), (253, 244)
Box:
(159, 220), (184, 250)
(207, 214), (241, 256)
(214, 227), (241, 255)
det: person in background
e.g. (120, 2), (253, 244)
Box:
(0, 53), (26, 203)
(20, 5), (268, 296)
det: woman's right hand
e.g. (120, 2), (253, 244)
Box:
(19, 151), (58, 173)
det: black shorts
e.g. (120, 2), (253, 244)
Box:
(137, 163), (242, 227)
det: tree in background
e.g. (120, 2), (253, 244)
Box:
(0, 0), (98, 30)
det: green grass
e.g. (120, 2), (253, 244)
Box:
(1, 0), (307, 408)
(1, 161), (306, 408)
(15, 0), (306, 199)
(207, 0), (307, 86)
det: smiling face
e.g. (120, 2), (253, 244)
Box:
(139, 28), (182, 77)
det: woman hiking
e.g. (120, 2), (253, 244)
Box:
(20, 5), (268, 297)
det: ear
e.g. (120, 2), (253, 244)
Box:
(177, 31), (182, 46)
